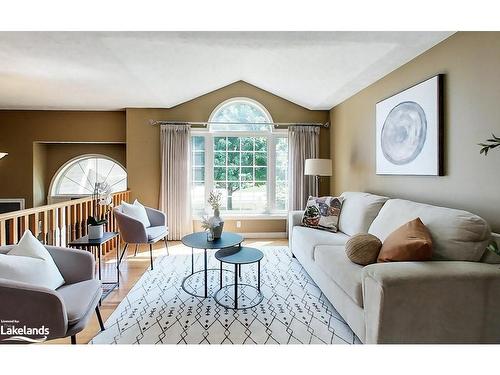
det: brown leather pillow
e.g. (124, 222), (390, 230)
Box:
(377, 218), (433, 262)
(345, 233), (382, 265)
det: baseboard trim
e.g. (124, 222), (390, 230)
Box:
(238, 232), (287, 239)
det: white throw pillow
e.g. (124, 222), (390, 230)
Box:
(121, 200), (151, 228)
(0, 230), (65, 290)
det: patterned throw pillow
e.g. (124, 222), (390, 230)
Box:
(301, 196), (344, 232)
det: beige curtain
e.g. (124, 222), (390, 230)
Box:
(159, 124), (192, 240)
(288, 125), (320, 210)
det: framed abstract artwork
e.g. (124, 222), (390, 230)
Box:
(376, 74), (443, 175)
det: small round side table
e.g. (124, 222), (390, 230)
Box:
(181, 232), (243, 298)
(214, 246), (264, 309)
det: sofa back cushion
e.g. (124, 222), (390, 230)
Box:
(368, 199), (490, 261)
(338, 192), (389, 236)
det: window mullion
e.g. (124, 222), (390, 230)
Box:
(267, 135), (276, 214)
(205, 134), (214, 215)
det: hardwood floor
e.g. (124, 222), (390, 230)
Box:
(48, 238), (288, 345)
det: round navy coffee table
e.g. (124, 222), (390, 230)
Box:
(181, 232), (243, 298)
(214, 246), (264, 309)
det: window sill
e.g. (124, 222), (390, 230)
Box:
(192, 213), (287, 221)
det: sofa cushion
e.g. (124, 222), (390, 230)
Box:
(57, 279), (102, 325)
(302, 196), (344, 232)
(368, 199), (490, 261)
(291, 226), (350, 261)
(314, 245), (364, 307)
(1, 230), (65, 290)
(377, 218), (433, 262)
(121, 200), (151, 228)
(345, 233), (382, 265)
(146, 226), (168, 242)
(339, 192), (389, 236)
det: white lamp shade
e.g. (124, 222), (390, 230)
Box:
(0, 153), (7, 160)
(304, 159), (332, 176)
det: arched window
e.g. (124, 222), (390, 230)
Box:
(191, 98), (288, 215)
(50, 155), (127, 197)
(208, 97), (273, 132)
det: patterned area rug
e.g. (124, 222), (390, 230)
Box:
(90, 247), (360, 344)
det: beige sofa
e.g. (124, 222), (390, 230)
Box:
(289, 192), (500, 344)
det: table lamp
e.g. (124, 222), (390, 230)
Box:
(304, 158), (332, 195)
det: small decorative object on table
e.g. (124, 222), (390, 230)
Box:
(201, 216), (221, 242)
(207, 190), (224, 239)
(87, 182), (114, 240)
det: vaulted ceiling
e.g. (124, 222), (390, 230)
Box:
(0, 31), (453, 111)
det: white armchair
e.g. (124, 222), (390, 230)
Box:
(114, 205), (169, 270)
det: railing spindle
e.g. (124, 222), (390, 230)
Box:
(0, 220), (6, 246)
(0, 191), (129, 251)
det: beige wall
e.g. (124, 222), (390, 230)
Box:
(127, 81), (329, 233)
(32, 143), (47, 207)
(193, 219), (286, 233)
(330, 32), (500, 231)
(0, 111), (125, 207)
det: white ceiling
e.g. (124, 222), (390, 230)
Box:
(0, 32), (453, 111)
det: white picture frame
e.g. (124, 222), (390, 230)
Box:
(376, 75), (443, 175)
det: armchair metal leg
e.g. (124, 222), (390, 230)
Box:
(164, 236), (169, 256)
(117, 243), (129, 269)
(149, 243), (154, 270)
(134, 244), (139, 257)
(71, 335), (76, 345)
(95, 306), (105, 332)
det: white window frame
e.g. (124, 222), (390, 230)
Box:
(191, 128), (288, 217)
(49, 154), (127, 199)
(209, 97), (274, 131)
(190, 98), (288, 218)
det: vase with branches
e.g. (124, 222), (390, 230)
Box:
(87, 182), (114, 239)
(203, 190), (224, 240)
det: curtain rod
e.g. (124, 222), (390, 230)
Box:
(149, 120), (329, 128)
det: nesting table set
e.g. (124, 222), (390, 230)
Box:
(181, 232), (264, 309)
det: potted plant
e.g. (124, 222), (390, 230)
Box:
(479, 133), (500, 256)
(207, 190), (224, 239)
(87, 182), (113, 240)
(479, 133), (500, 155)
(200, 216), (222, 242)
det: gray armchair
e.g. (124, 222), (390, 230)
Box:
(114, 205), (169, 271)
(0, 245), (104, 344)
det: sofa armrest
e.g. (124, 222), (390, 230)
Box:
(45, 246), (95, 284)
(114, 209), (148, 243)
(362, 261), (500, 343)
(288, 210), (303, 245)
(0, 278), (68, 341)
(145, 206), (167, 227)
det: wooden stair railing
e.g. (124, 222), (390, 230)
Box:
(0, 190), (130, 255)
